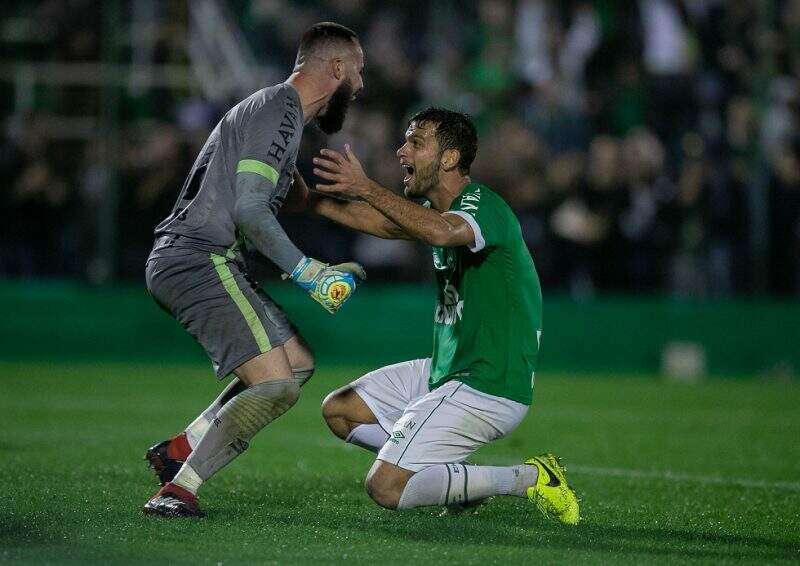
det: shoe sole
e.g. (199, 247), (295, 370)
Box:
(142, 505), (205, 518)
(142, 501), (205, 518)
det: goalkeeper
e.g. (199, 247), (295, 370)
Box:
(141, 22), (365, 518)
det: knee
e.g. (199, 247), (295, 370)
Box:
(320, 389), (341, 419)
(365, 467), (406, 510)
(274, 379), (301, 409)
(288, 340), (314, 387)
(321, 389), (350, 439)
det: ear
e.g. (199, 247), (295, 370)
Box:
(440, 148), (461, 172)
(331, 57), (345, 81)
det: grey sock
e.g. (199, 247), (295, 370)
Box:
(185, 379), (300, 481)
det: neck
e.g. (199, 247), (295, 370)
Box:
(427, 175), (472, 212)
(285, 71), (329, 125)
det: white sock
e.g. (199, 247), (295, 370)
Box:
(345, 424), (389, 453)
(397, 463), (538, 509)
(184, 413), (213, 449)
(184, 378), (247, 449)
(171, 462), (203, 495)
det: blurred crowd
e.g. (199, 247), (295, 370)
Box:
(2, 0), (799, 297)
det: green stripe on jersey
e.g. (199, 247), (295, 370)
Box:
(210, 253), (271, 353)
(237, 159), (279, 184)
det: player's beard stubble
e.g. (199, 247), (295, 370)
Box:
(316, 80), (353, 134)
(404, 157), (440, 199)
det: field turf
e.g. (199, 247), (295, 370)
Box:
(1, 361), (799, 564)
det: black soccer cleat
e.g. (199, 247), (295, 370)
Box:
(144, 438), (184, 486)
(143, 483), (205, 518)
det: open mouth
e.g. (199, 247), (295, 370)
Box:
(401, 163), (415, 184)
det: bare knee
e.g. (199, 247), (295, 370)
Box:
(321, 386), (376, 441)
(321, 388), (354, 440)
(365, 461), (413, 510)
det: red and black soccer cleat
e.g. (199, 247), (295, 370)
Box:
(144, 432), (191, 486)
(142, 482), (205, 518)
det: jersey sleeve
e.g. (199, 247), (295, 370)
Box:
(232, 95), (305, 274)
(237, 94), (301, 191)
(444, 186), (508, 252)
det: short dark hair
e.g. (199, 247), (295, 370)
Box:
(409, 107), (478, 174)
(298, 22), (358, 58)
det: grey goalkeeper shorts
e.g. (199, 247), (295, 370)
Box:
(145, 236), (296, 378)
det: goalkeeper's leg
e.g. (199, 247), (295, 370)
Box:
(145, 347), (301, 515)
(184, 336), (314, 448)
(146, 336), (314, 485)
(173, 347), (299, 490)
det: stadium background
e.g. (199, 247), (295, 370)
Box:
(1, 0), (798, 375)
(2, 1), (800, 563)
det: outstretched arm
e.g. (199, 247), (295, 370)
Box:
(309, 192), (412, 240)
(312, 146), (475, 248)
(287, 166), (410, 240)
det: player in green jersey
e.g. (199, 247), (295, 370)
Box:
(309, 108), (579, 524)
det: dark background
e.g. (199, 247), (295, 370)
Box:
(2, 0), (799, 299)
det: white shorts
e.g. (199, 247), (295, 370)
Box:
(351, 359), (529, 472)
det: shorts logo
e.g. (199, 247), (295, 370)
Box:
(388, 430), (406, 445)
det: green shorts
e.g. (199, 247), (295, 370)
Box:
(145, 238), (296, 378)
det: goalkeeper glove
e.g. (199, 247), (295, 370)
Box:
(287, 256), (366, 314)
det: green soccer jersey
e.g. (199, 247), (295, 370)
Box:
(429, 182), (542, 405)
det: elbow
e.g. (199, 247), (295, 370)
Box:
(232, 201), (251, 234)
(233, 199), (269, 241)
(232, 197), (249, 224)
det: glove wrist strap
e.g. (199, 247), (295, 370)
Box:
(290, 256), (326, 290)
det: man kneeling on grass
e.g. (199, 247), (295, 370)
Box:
(310, 108), (580, 522)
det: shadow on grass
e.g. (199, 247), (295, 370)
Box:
(207, 476), (800, 562)
(0, 513), (63, 545)
(0, 441), (31, 453)
(366, 515), (800, 561)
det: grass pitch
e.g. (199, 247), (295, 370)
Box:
(1, 362), (799, 564)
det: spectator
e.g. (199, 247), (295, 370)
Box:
(0, 0), (797, 298)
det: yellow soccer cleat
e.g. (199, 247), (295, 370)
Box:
(525, 453), (580, 525)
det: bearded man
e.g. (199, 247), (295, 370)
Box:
(142, 22), (366, 518)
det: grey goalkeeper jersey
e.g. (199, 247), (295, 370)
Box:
(153, 83), (305, 273)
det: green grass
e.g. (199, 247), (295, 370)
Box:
(1, 362), (799, 564)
